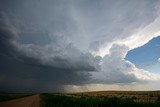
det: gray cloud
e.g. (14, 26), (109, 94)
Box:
(70, 0), (158, 52)
(0, 9), (99, 92)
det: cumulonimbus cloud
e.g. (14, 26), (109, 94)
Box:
(0, 0), (160, 92)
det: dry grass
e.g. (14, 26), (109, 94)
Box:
(65, 91), (160, 102)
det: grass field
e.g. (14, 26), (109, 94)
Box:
(40, 91), (160, 107)
(1, 91), (160, 107)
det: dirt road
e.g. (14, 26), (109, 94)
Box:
(0, 95), (40, 107)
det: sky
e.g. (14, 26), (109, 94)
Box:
(0, 0), (160, 92)
(126, 36), (160, 73)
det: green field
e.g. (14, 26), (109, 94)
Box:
(40, 91), (160, 107)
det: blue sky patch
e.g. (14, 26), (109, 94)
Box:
(126, 36), (160, 73)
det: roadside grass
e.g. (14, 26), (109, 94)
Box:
(40, 92), (160, 107)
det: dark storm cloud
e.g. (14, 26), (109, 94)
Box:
(0, 11), (19, 61)
(0, 5), (99, 92)
(0, 55), (92, 92)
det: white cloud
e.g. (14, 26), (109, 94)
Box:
(158, 58), (160, 62)
(91, 44), (160, 84)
